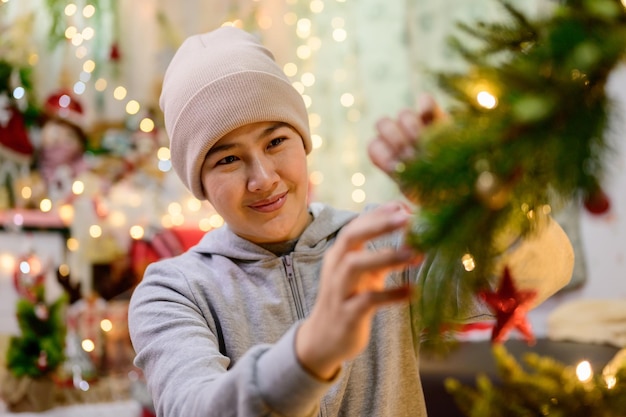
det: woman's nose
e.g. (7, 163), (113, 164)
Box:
(247, 156), (279, 191)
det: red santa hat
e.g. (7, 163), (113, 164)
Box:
(44, 89), (85, 131)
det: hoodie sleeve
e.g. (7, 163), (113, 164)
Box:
(128, 262), (335, 417)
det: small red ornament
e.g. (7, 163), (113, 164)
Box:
(583, 188), (611, 215)
(109, 42), (121, 62)
(480, 266), (537, 345)
(0, 106), (34, 162)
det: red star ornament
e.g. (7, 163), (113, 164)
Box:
(480, 266), (537, 345)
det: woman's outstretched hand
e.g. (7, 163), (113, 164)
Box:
(295, 202), (423, 380)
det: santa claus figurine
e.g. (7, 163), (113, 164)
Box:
(36, 89), (88, 203)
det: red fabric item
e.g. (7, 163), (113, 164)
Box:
(170, 227), (206, 250)
(141, 407), (156, 417)
(0, 107), (33, 161)
(130, 227), (205, 279)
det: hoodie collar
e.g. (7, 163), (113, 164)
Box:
(192, 203), (357, 261)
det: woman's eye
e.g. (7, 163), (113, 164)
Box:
(217, 155), (238, 165)
(268, 137), (286, 148)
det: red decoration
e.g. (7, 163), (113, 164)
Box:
(129, 227), (204, 279)
(13, 254), (46, 303)
(480, 266), (537, 345)
(109, 42), (121, 62)
(44, 89), (85, 130)
(583, 187), (611, 215)
(0, 107), (34, 162)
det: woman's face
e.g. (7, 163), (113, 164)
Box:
(200, 121), (311, 244)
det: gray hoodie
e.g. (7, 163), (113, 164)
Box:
(129, 203), (573, 417)
(129, 202), (573, 417)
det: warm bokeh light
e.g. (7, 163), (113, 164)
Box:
(296, 45), (312, 60)
(89, 225), (102, 238)
(198, 218), (212, 232)
(311, 134), (323, 149)
(113, 86), (127, 100)
(129, 225), (145, 240)
(576, 360), (593, 382)
(301, 72), (315, 87)
(58, 263), (71, 277)
(310, 0), (324, 13)
(83, 4), (96, 18)
(39, 199), (52, 212)
(157, 147), (171, 161)
(477, 91), (498, 109)
(64, 3), (77, 16)
(82, 27), (95, 40)
(82, 339), (95, 352)
(0, 254), (16, 275)
(340, 93), (355, 107)
(351, 172), (365, 187)
(71, 33), (84, 47)
(283, 62), (298, 77)
(72, 180), (85, 195)
(168, 202), (182, 216)
(351, 189), (366, 203)
(20, 186), (32, 199)
(333, 28), (347, 42)
(139, 118), (155, 132)
(100, 319), (113, 332)
(95, 78), (107, 91)
(209, 214), (224, 228)
(462, 253), (476, 272)
(65, 27), (78, 40)
(187, 198), (202, 212)
(58, 204), (75, 224)
(66, 238), (80, 252)
(126, 100), (140, 115)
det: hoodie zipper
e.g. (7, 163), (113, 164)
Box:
(282, 255), (305, 319)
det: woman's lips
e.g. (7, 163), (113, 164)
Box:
(249, 192), (287, 212)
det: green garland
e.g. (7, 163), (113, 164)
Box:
(446, 345), (626, 416)
(402, 0), (626, 342)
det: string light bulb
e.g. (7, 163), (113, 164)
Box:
(576, 360), (593, 383)
(477, 90), (498, 109)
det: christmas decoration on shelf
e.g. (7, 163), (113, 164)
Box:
(445, 344), (626, 416)
(401, 0), (626, 345)
(1, 252), (68, 412)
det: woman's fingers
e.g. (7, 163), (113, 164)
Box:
(335, 202), (411, 252)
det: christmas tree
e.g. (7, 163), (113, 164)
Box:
(402, 0), (626, 346)
(6, 254), (67, 378)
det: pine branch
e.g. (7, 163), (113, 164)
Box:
(405, 0), (626, 345)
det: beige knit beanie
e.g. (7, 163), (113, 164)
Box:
(160, 27), (312, 200)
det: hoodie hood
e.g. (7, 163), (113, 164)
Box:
(191, 203), (357, 261)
